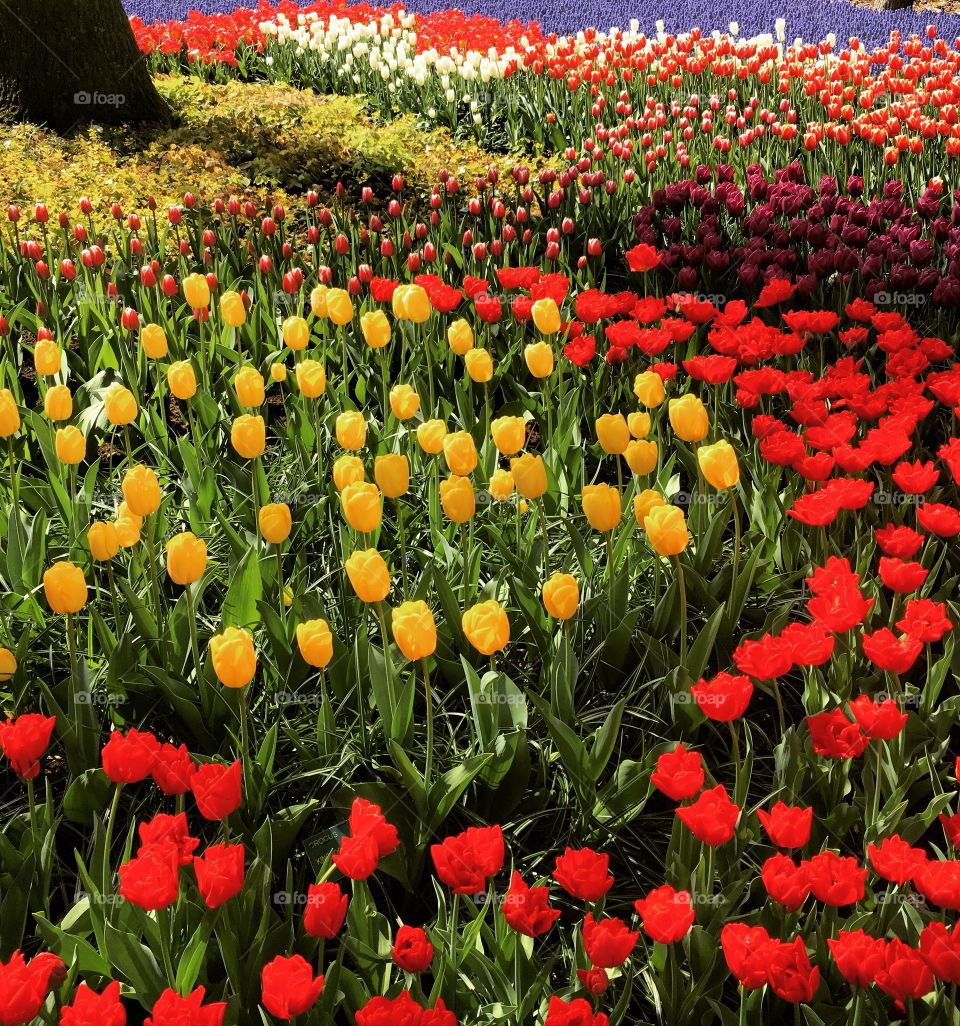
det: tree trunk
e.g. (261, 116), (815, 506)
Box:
(0, 0), (169, 131)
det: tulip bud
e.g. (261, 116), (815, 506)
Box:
(531, 298), (561, 335)
(697, 440), (739, 489)
(391, 601), (437, 660)
(230, 414), (266, 459)
(416, 419), (447, 454)
(140, 324), (168, 360)
(295, 360), (326, 398)
(259, 503), (292, 544)
(296, 618), (333, 668)
(447, 318), (474, 355)
(439, 475), (475, 523)
(633, 371), (666, 407)
(87, 521), (120, 562)
(624, 439), (658, 476)
(55, 426), (86, 465)
(595, 414), (630, 455)
(542, 572), (579, 620)
(581, 483), (621, 532)
(524, 341), (554, 378)
(509, 453), (547, 500)
(461, 600), (509, 655)
(333, 455), (365, 492)
(165, 531), (207, 585)
(340, 482), (382, 533)
(442, 431), (478, 476)
(122, 464), (162, 517)
(335, 411), (366, 451)
(644, 504), (689, 556)
(43, 560), (87, 613)
(168, 361), (197, 400)
(104, 384), (138, 426)
(374, 454), (409, 499)
(210, 627), (256, 688)
(490, 416), (526, 457)
(389, 384), (420, 421)
(344, 548), (391, 603)
(668, 395), (709, 443)
(234, 366), (265, 408)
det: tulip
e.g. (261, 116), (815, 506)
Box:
(340, 482), (382, 534)
(624, 440), (658, 476)
(282, 316), (310, 353)
(628, 412), (651, 438)
(168, 361), (197, 400)
(524, 341), (554, 378)
(489, 469), (515, 501)
(462, 599), (510, 658)
(633, 371), (665, 407)
(443, 431), (478, 476)
(392, 284), (431, 323)
(417, 419), (447, 454)
(234, 366), (265, 408)
(105, 384), (138, 427)
(326, 288), (354, 326)
(389, 384), (420, 421)
(35, 338), (63, 375)
(440, 475), (475, 524)
(336, 411), (366, 451)
(581, 484), (620, 533)
(633, 489), (667, 526)
(645, 505), (689, 557)
(231, 415), (266, 459)
(122, 464), (161, 517)
(392, 600), (438, 778)
(464, 348), (493, 383)
(531, 297), (561, 334)
(542, 573), (579, 620)
(333, 455), (365, 492)
(55, 426), (85, 465)
(295, 359), (326, 398)
(0, 647), (16, 682)
(510, 453), (547, 500)
(220, 290), (246, 327)
(183, 272), (210, 309)
(87, 521), (119, 562)
(140, 324), (168, 360)
(270, 363), (287, 383)
(210, 627), (256, 689)
(43, 561), (87, 614)
(114, 508), (141, 548)
(165, 531), (207, 585)
(669, 395), (709, 443)
(0, 389), (21, 437)
(44, 384), (73, 422)
(448, 319), (474, 355)
(345, 548), (391, 603)
(491, 416), (526, 457)
(360, 310), (391, 349)
(309, 285), (328, 319)
(375, 454), (408, 499)
(296, 618), (333, 669)
(259, 503), (292, 544)
(596, 414), (630, 455)
(698, 440), (740, 490)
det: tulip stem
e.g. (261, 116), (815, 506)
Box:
(276, 546), (286, 627)
(6, 437), (18, 512)
(106, 563), (122, 637)
(396, 500), (410, 594)
(731, 490), (741, 589)
(185, 583), (202, 683)
(605, 531), (615, 613)
(460, 524), (471, 604)
(376, 602), (397, 733)
(103, 783), (122, 895)
(421, 656), (434, 785)
(538, 500), (550, 581)
(157, 906), (177, 985)
(672, 555), (688, 674)
(145, 514), (163, 639)
(26, 777), (43, 897)
(379, 350), (390, 427)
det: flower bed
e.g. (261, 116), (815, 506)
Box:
(1, 3), (960, 1026)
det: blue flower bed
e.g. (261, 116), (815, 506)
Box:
(123, 0), (960, 51)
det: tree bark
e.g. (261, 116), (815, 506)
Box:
(0, 0), (169, 130)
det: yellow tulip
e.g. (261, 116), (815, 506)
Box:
(644, 504), (689, 556)
(581, 483), (620, 533)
